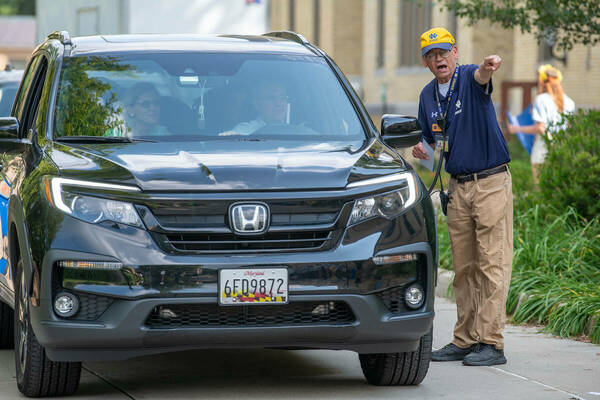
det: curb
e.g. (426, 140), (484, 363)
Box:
(435, 268), (455, 300)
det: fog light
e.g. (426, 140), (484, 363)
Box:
(404, 284), (424, 309)
(54, 292), (79, 318)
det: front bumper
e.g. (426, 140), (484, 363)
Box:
(36, 293), (434, 362)
(31, 241), (435, 362)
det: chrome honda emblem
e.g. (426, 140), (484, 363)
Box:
(229, 203), (269, 234)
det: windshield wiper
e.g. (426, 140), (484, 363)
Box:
(55, 136), (157, 143)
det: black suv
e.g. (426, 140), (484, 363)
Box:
(0, 31), (436, 397)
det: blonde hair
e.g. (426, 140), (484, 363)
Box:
(538, 64), (565, 112)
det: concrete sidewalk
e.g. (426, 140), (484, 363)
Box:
(432, 297), (599, 399)
(0, 297), (598, 399)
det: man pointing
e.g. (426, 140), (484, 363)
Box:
(413, 27), (513, 366)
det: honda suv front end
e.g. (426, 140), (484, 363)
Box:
(0, 31), (436, 397)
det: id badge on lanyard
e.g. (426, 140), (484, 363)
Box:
(435, 65), (459, 154)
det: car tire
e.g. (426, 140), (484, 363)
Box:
(0, 301), (14, 348)
(14, 259), (81, 398)
(359, 328), (432, 386)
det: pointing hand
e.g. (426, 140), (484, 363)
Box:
(483, 55), (502, 72)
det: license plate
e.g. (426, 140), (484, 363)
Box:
(219, 268), (288, 305)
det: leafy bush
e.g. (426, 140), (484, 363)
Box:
(507, 206), (600, 343)
(538, 109), (600, 220)
(509, 157), (538, 215)
(436, 213), (452, 270)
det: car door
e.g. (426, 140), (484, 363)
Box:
(0, 55), (47, 294)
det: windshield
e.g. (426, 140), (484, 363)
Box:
(53, 52), (366, 144)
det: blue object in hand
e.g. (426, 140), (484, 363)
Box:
(507, 104), (535, 155)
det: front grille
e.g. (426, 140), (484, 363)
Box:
(75, 293), (113, 321)
(142, 198), (351, 254)
(144, 301), (355, 329)
(375, 286), (409, 313)
(156, 214), (225, 228)
(164, 230), (333, 253)
(271, 212), (338, 226)
(155, 212), (337, 229)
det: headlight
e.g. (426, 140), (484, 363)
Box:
(348, 172), (418, 225)
(43, 177), (144, 228)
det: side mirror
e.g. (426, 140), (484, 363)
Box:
(0, 117), (19, 139)
(381, 114), (422, 148)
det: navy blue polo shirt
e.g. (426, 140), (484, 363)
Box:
(418, 64), (510, 175)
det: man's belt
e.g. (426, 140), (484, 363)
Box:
(451, 165), (508, 184)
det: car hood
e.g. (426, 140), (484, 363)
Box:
(48, 139), (406, 191)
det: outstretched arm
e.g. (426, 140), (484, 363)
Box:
(507, 122), (546, 135)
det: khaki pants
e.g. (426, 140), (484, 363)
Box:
(446, 169), (513, 350)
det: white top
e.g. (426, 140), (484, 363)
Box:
(219, 119), (265, 136)
(438, 80), (450, 97)
(530, 93), (575, 164)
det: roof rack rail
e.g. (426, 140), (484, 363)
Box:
(263, 30), (309, 45)
(47, 30), (72, 46)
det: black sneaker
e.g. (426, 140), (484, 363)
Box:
(432, 343), (477, 361)
(462, 343), (507, 366)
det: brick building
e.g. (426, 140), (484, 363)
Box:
(0, 16), (36, 70)
(269, 0), (600, 117)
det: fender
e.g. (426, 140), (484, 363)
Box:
(7, 194), (36, 306)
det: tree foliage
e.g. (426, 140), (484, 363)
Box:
(55, 56), (132, 137)
(537, 109), (600, 221)
(0, 0), (34, 15)
(440, 0), (600, 51)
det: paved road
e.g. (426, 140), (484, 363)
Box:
(1, 297), (598, 399)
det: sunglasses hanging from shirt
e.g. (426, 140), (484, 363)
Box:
(428, 64), (459, 216)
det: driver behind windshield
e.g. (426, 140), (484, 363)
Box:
(219, 81), (288, 136)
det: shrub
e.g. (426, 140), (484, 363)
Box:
(509, 157), (538, 215)
(507, 206), (600, 343)
(436, 213), (452, 270)
(538, 109), (600, 220)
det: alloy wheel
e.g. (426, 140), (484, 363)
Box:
(16, 264), (28, 374)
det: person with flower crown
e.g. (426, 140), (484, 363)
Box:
(508, 65), (575, 183)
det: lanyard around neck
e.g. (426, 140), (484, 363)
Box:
(435, 65), (459, 122)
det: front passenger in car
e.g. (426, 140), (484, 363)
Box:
(105, 82), (170, 137)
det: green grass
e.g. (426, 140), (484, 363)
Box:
(508, 206), (600, 342)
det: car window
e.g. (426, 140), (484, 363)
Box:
(13, 57), (41, 123)
(21, 57), (49, 138)
(53, 53), (366, 143)
(0, 83), (19, 117)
